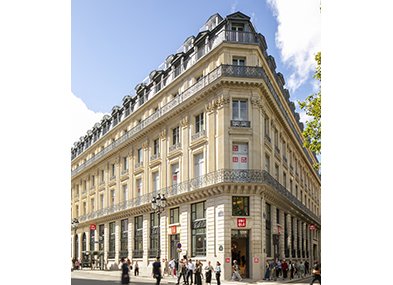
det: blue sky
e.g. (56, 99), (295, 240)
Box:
(71, 0), (321, 144)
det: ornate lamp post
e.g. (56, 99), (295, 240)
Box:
(151, 193), (167, 258)
(71, 218), (79, 262)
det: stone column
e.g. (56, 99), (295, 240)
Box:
(287, 214), (292, 259)
(250, 94), (262, 169)
(293, 217), (298, 259)
(104, 223), (109, 268)
(160, 210), (168, 260)
(206, 198), (215, 261)
(179, 203), (189, 258)
(180, 116), (189, 181)
(206, 104), (216, 172)
(250, 194), (263, 280)
(129, 218), (134, 259)
(279, 210), (285, 259)
(143, 213), (149, 270)
(115, 220), (120, 263)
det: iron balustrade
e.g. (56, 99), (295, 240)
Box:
(169, 142), (181, 152)
(77, 169), (320, 225)
(150, 153), (160, 161)
(191, 130), (206, 141)
(132, 250), (143, 258)
(230, 120), (251, 128)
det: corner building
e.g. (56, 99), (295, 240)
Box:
(71, 12), (321, 280)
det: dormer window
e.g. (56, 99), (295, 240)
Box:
(231, 23), (244, 31)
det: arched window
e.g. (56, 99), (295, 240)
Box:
(82, 233), (87, 253)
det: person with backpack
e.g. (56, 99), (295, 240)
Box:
(231, 260), (242, 281)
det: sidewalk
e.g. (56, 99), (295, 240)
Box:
(71, 269), (312, 285)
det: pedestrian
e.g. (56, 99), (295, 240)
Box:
(289, 260), (294, 280)
(276, 259), (282, 278)
(263, 259), (270, 280)
(194, 260), (203, 285)
(299, 261), (305, 278)
(231, 260), (242, 281)
(164, 258), (169, 276)
(120, 257), (130, 284)
(215, 261), (221, 285)
(127, 258), (133, 272)
(282, 259), (288, 279)
(169, 258), (176, 277)
(134, 261), (139, 276)
(186, 258), (195, 285)
(176, 259), (187, 285)
(204, 261), (214, 285)
(305, 260), (309, 275)
(152, 256), (162, 285)
(310, 261), (321, 284)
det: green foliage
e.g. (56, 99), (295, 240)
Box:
(299, 52), (321, 170)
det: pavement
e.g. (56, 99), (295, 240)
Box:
(71, 269), (313, 285)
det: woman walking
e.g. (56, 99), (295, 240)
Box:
(121, 257), (130, 284)
(194, 260), (203, 285)
(204, 261), (214, 285)
(215, 261), (221, 285)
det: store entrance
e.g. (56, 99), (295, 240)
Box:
(231, 230), (249, 279)
(169, 234), (180, 260)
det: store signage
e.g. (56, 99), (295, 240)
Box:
(225, 257), (231, 263)
(254, 257), (260, 263)
(90, 224), (96, 230)
(237, 218), (246, 227)
(171, 226), (177, 234)
(309, 224), (316, 231)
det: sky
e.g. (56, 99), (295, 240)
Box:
(71, 0), (321, 146)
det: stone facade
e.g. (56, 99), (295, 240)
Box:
(71, 12), (321, 280)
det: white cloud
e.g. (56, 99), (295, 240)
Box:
(70, 93), (107, 147)
(267, 0), (321, 93)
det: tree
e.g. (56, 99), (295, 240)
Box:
(299, 52), (321, 170)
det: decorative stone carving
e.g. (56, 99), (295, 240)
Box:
(180, 116), (189, 127)
(142, 140), (149, 150)
(160, 129), (167, 140)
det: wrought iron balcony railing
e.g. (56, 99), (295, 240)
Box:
(230, 120), (251, 128)
(133, 249), (143, 258)
(77, 169), (320, 225)
(191, 130), (206, 141)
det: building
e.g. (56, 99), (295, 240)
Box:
(71, 12), (321, 280)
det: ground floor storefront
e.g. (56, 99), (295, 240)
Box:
(72, 182), (320, 281)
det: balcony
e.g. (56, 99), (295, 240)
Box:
(133, 249), (143, 258)
(150, 153), (160, 161)
(230, 120), (251, 128)
(169, 142), (181, 152)
(191, 130), (206, 141)
(77, 168), (320, 225)
(135, 162), (143, 169)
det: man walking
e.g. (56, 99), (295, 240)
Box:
(176, 259), (187, 285)
(310, 261), (321, 284)
(186, 259), (195, 285)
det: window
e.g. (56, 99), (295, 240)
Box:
(110, 189), (115, 206)
(100, 194), (104, 209)
(231, 23), (244, 31)
(194, 153), (204, 178)
(137, 148), (143, 163)
(274, 128), (279, 149)
(276, 208), (280, 224)
(171, 163), (179, 186)
(136, 179), (142, 198)
(153, 139), (160, 155)
(191, 201), (206, 256)
(152, 172), (159, 194)
(122, 184), (128, 201)
(101, 170), (105, 183)
(90, 198), (95, 212)
(284, 214), (289, 258)
(232, 99), (248, 121)
(120, 219), (128, 258)
(170, 207), (179, 224)
(195, 112), (204, 133)
(264, 153), (270, 173)
(232, 143), (248, 170)
(283, 172), (287, 188)
(275, 164), (279, 181)
(83, 202), (86, 215)
(282, 140), (287, 159)
(264, 116), (270, 138)
(232, 196), (249, 216)
(295, 185), (298, 199)
(111, 163), (115, 177)
(90, 228), (95, 252)
(134, 216), (143, 257)
(99, 224), (104, 251)
(91, 175), (95, 187)
(123, 156), (128, 172)
(265, 203), (272, 257)
(232, 57), (245, 66)
(172, 126), (180, 145)
(149, 213), (159, 258)
(109, 222), (115, 258)
(290, 179), (293, 193)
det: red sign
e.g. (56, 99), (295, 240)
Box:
(254, 257), (260, 263)
(233, 145), (238, 151)
(241, 157), (247, 163)
(225, 257), (231, 263)
(309, 224), (316, 231)
(233, 157), (238, 162)
(171, 226), (177, 234)
(237, 218), (246, 227)
(90, 224), (96, 230)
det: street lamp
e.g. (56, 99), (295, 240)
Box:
(151, 193), (167, 258)
(71, 218), (79, 262)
